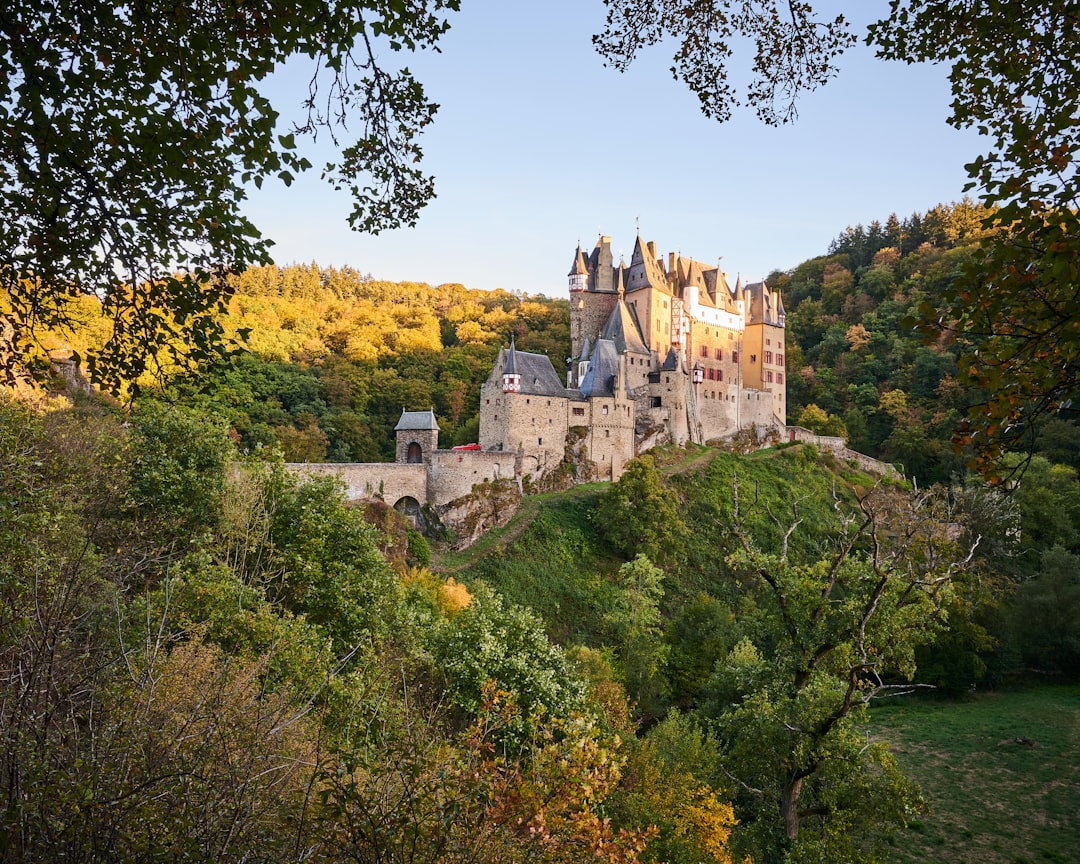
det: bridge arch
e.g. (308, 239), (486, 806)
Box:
(393, 495), (424, 527)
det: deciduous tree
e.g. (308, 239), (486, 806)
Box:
(705, 480), (976, 861)
(0, 0), (459, 391)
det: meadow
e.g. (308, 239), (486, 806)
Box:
(874, 686), (1080, 864)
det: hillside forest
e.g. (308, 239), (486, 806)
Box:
(4, 200), (1080, 863)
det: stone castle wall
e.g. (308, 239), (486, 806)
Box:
(580, 394), (636, 480)
(427, 450), (521, 505)
(571, 290), (620, 359)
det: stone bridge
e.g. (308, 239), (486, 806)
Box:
(286, 449), (521, 512)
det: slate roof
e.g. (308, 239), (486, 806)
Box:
(504, 337), (518, 374)
(627, 234), (669, 293)
(660, 347), (682, 372)
(499, 346), (567, 397)
(579, 339), (620, 398)
(599, 299), (649, 356)
(395, 409), (440, 431)
(568, 244), (589, 277)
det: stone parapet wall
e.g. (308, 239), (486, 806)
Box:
(785, 426), (902, 479)
(287, 462), (429, 506)
(287, 449), (522, 511)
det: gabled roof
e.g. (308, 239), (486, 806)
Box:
(579, 339), (620, 398)
(679, 256), (715, 307)
(627, 234), (669, 293)
(578, 335), (592, 362)
(495, 345), (566, 397)
(395, 409), (440, 431)
(599, 299), (650, 356)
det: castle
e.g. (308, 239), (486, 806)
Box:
(476, 233), (787, 480)
(293, 233), (788, 526)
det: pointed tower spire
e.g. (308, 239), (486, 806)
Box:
(616, 255), (626, 299)
(502, 338), (521, 393)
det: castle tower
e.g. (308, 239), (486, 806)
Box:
(570, 236), (620, 362)
(741, 280), (787, 426)
(395, 409), (439, 464)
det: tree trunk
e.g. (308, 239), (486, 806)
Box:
(782, 776), (803, 841)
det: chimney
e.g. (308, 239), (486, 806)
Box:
(668, 251), (675, 274)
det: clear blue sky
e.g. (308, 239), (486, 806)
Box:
(244, 0), (985, 297)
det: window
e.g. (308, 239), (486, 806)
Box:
(777, 353), (784, 366)
(777, 373), (784, 384)
(538, 438), (543, 445)
(495, 398), (500, 406)
(700, 345), (708, 357)
(485, 399), (490, 404)
(526, 398), (530, 404)
(732, 351), (739, 363)
(715, 347), (722, 360)
(718, 369), (723, 381)
(766, 338), (771, 345)
(603, 405), (609, 415)
(767, 371), (774, 383)
(572, 407), (585, 416)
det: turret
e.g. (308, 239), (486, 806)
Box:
(568, 244), (588, 293)
(502, 338), (521, 393)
